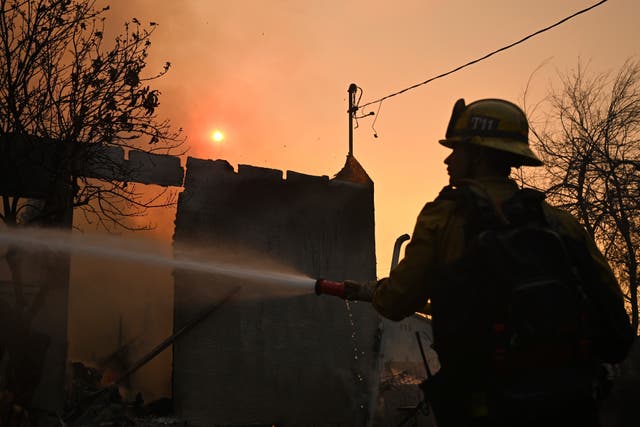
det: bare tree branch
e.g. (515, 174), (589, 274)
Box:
(523, 58), (640, 331)
(1, 0), (184, 232)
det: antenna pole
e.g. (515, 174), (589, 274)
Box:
(348, 83), (357, 156)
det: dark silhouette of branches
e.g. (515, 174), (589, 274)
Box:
(0, 2), (187, 411)
(524, 59), (640, 330)
(0, 0), (184, 230)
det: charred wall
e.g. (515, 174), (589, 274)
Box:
(0, 135), (184, 413)
(172, 156), (378, 426)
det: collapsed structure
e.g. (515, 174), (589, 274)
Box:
(0, 137), (436, 426)
(171, 155), (435, 426)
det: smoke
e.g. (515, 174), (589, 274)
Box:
(0, 226), (315, 401)
(100, 0), (333, 168)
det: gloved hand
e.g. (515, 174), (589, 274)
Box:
(343, 280), (378, 302)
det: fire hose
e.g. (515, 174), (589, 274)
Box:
(314, 278), (377, 302)
(314, 234), (411, 302)
(314, 234), (437, 426)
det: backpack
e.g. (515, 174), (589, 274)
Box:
(430, 185), (633, 404)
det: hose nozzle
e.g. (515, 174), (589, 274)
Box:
(315, 279), (346, 298)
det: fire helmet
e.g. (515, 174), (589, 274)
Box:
(439, 98), (543, 167)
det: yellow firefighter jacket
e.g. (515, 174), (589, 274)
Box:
(372, 176), (624, 321)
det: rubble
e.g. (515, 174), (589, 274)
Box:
(59, 362), (185, 427)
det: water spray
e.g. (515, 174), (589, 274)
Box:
(0, 228), (316, 294)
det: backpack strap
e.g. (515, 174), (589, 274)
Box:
(435, 185), (458, 202)
(501, 188), (547, 227)
(437, 184), (516, 242)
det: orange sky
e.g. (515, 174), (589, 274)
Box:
(99, 0), (639, 274)
(63, 0), (640, 400)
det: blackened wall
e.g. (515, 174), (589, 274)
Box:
(172, 157), (378, 426)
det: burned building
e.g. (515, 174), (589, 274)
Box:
(172, 155), (379, 426)
(1, 138), (437, 426)
(170, 155), (437, 427)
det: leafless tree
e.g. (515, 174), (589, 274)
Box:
(523, 59), (640, 331)
(0, 2), (184, 412)
(0, 0), (184, 231)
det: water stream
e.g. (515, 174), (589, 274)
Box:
(0, 228), (316, 293)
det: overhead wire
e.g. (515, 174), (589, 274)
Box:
(356, 0), (609, 112)
(371, 100), (383, 138)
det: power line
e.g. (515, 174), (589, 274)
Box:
(357, 0), (609, 112)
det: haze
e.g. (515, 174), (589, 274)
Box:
(65, 0), (639, 399)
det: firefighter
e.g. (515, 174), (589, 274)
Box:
(319, 98), (634, 427)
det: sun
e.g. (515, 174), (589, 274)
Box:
(210, 129), (225, 143)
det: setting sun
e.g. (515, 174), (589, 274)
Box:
(210, 129), (225, 143)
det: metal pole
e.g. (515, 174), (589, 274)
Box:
(114, 285), (241, 385)
(416, 331), (433, 377)
(348, 83), (357, 156)
(390, 234), (411, 272)
(63, 285), (241, 424)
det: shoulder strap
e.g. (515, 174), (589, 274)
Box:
(437, 185), (507, 242)
(439, 186), (552, 243)
(435, 185), (458, 202)
(501, 188), (547, 226)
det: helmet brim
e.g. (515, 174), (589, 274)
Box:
(439, 136), (543, 167)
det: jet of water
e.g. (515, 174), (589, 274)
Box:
(0, 227), (316, 293)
